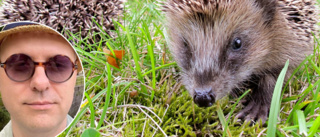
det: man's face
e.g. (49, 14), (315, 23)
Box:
(0, 32), (77, 135)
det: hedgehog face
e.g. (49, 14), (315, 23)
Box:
(164, 0), (277, 107)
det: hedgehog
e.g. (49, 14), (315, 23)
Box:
(163, 0), (318, 122)
(0, 0), (124, 45)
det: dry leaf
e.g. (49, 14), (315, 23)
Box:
(129, 90), (138, 98)
(103, 47), (125, 68)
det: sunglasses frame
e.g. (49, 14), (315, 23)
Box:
(0, 54), (78, 83)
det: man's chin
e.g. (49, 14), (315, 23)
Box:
(20, 114), (67, 132)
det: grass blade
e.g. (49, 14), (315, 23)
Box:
(141, 21), (156, 101)
(223, 89), (251, 137)
(308, 114), (320, 137)
(147, 44), (156, 101)
(97, 63), (112, 129)
(295, 110), (308, 136)
(267, 60), (289, 136)
(217, 101), (232, 137)
(84, 92), (96, 128)
(123, 24), (148, 94)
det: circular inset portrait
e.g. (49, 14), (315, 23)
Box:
(0, 21), (85, 137)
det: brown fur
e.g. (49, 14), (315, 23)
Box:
(163, 0), (316, 122)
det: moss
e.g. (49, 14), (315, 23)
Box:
(0, 106), (10, 130)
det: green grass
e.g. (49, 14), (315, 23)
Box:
(59, 0), (320, 136)
(267, 60), (289, 137)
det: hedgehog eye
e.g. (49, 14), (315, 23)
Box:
(232, 37), (242, 50)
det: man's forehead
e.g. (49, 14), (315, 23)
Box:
(0, 31), (76, 61)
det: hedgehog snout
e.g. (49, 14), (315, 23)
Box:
(193, 87), (216, 107)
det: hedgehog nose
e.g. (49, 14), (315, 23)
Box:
(193, 88), (215, 107)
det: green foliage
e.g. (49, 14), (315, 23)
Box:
(267, 60), (289, 137)
(0, 106), (10, 130)
(81, 128), (101, 137)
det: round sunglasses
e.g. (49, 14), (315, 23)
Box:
(0, 54), (78, 83)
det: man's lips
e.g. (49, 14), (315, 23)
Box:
(24, 101), (56, 110)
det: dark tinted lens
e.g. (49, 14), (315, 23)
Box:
(46, 55), (74, 82)
(5, 54), (34, 82)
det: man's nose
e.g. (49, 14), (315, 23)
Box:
(29, 66), (50, 92)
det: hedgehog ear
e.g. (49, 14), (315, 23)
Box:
(255, 0), (277, 25)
